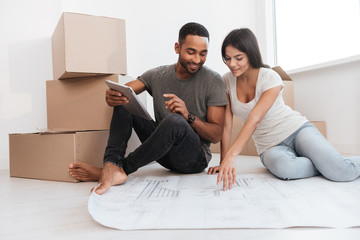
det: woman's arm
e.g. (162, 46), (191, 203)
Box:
(220, 94), (233, 161)
(207, 94), (233, 174)
(217, 85), (282, 191)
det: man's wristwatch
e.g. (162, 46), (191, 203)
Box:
(187, 112), (196, 124)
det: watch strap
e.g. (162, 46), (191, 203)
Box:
(187, 112), (195, 124)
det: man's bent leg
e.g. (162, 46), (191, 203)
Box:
(122, 114), (207, 175)
(97, 106), (157, 193)
(69, 106), (155, 185)
(103, 106), (135, 168)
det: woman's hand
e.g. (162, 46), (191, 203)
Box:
(217, 155), (236, 191)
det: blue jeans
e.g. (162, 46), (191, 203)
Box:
(103, 106), (208, 175)
(260, 122), (360, 181)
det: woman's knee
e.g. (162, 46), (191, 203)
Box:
(320, 158), (359, 182)
(264, 159), (296, 180)
(262, 148), (300, 180)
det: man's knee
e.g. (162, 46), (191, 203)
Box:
(165, 113), (186, 123)
(155, 114), (192, 142)
(161, 114), (188, 128)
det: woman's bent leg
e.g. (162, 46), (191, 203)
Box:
(261, 145), (319, 180)
(294, 124), (360, 182)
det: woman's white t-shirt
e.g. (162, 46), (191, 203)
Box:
(223, 67), (308, 154)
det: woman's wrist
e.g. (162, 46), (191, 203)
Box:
(225, 151), (237, 159)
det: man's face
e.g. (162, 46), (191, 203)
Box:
(175, 35), (209, 76)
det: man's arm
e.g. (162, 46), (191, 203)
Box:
(190, 105), (225, 144)
(106, 79), (146, 107)
(164, 93), (225, 143)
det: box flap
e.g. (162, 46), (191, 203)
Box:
(10, 129), (106, 135)
(272, 66), (292, 81)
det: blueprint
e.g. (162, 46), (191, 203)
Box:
(88, 174), (360, 230)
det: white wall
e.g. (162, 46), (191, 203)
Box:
(0, 0), (263, 169)
(2, 0), (358, 170)
(290, 60), (360, 155)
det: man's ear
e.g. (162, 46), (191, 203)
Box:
(175, 42), (180, 54)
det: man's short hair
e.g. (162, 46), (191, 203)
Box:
(178, 22), (209, 45)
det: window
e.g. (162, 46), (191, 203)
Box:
(275, 0), (360, 70)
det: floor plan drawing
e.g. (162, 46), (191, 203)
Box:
(88, 173), (360, 230)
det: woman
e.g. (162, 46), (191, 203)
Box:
(208, 28), (360, 190)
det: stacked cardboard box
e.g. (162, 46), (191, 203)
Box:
(9, 12), (127, 182)
(210, 66), (327, 156)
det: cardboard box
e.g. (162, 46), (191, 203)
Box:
(9, 130), (109, 182)
(52, 12), (127, 80)
(47, 74), (118, 130)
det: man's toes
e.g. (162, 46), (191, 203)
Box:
(95, 182), (111, 195)
(69, 162), (83, 169)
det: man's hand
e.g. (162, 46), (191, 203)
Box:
(207, 165), (221, 174)
(106, 89), (129, 107)
(163, 93), (189, 119)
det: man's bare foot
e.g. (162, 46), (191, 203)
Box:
(68, 162), (102, 182)
(95, 163), (128, 195)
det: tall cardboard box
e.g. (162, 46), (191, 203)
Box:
(46, 74), (118, 130)
(9, 130), (109, 182)
(52, 12), (127, 80)
(210, 66), (294, 155)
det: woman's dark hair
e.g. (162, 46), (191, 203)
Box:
(178, 22), (209, 45)
(221, 28), (269, 68)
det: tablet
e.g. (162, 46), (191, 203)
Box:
(105, 80), (153, 120)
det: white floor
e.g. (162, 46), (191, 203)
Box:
(1, 154), (360, 240)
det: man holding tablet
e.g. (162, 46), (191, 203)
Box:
(68, 22), (227, 195)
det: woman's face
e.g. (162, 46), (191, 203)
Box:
(224, 45), (251, 77)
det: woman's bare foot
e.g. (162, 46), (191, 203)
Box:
(95, 163), (128, 195)
(68, 162), (102, 182)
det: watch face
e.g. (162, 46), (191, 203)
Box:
(188, 113), (195, 123)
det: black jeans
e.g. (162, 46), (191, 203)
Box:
(103, 106), (208, 175)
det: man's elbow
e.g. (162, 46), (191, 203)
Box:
(210, 137), (221, 144)
(210, 128), (224, 144)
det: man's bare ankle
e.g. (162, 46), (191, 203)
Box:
(104, 162), (122, 170)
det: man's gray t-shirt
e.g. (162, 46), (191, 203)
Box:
(139, 64), (227, 162)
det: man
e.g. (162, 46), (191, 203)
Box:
(68, 22), (227, 194)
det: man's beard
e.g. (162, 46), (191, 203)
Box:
(179, 59), (203, 75)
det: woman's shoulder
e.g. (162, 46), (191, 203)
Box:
(259, 67), (282, 81)
(258, 67), (283, 87)
(222, 71), (235, 81)
(222, 71), (234, 77)
(255, 67), (284, 94)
